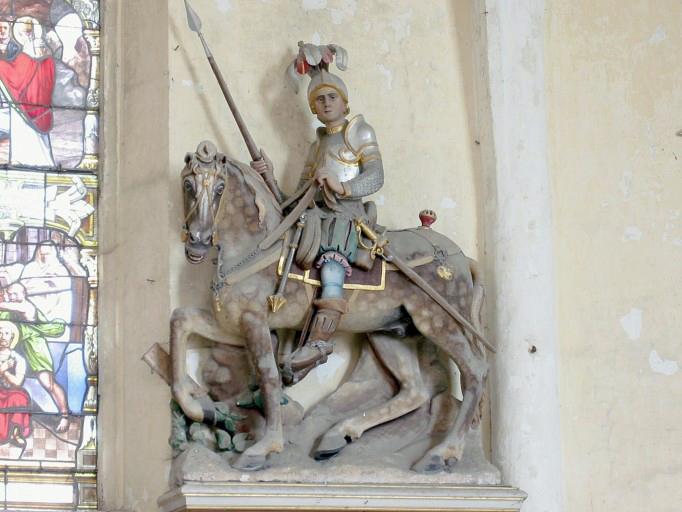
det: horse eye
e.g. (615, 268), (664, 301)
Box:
(183, 179), (194, 193)
(215, 183), (225, 196)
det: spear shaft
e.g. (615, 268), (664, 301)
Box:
(184, 0), (284, 203)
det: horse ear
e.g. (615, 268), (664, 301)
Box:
(184, 153), (192, 165)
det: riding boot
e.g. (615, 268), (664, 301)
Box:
(287, 297), (348, 372)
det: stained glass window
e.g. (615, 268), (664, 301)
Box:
(0, 1), (99, 510)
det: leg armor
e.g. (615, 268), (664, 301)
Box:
(285, 254), (349, 376)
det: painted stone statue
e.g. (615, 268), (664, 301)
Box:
(146, 1), (500, 486)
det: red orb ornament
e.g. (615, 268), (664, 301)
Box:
(419, 209), (437, 228)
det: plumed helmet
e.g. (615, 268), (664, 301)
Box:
(307, 69), (348, 112)
(285, 41), (349, 113)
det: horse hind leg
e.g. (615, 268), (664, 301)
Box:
(314, 333), (429, 460)
(405, 303), (488, 473)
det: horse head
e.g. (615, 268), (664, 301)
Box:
(181, 140), (283, 264)
(181, 140), (227, 264)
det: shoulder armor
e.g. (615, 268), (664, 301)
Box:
(345, 115), (378, 155)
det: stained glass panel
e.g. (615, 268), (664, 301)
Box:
(0, 171), (98, 243)
(0, 1), (98, 509)
(0, 0), (99, 172)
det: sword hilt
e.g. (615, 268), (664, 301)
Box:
(355, 218), (389, 258)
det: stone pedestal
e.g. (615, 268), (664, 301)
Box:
(158, 482), (527, 511)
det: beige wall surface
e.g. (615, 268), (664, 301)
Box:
(547, 1), (682, 510)
(100, 1), (172, 511)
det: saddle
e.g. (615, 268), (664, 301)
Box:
(295, 201), (379, 272)
(279, 224), (464, 291)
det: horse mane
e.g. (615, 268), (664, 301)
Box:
(221, 157), (282, 227)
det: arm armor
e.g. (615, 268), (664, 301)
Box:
(343, 115), (384, 199)
(345, 158), (383, 198)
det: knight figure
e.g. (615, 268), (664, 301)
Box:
(251, 42), (384, 376)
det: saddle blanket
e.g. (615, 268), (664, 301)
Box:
(277, 258), (386, 291)
(276, 226), (464, 291)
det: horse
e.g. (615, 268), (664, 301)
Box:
(171, 140), (489, 473)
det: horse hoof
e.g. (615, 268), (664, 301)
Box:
(412, 453), (446, 474)
(233, 452), (267, 472)
(314, 432), (347, 461)
(445, 457), (459, 468)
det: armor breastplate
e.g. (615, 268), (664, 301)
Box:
(315, 130), (360, 183)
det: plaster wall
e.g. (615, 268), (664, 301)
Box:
(99, 1), (172, 510)
(478, 1), (564, 510)
(546, 1), (682, 510)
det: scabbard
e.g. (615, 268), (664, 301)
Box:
(354, 218), (495, 353)
(384, 247), (495, 353)
(275, 216), (306, 295)
(260, 185), (317, 250)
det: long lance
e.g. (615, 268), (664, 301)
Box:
(184, 0), (284, 204)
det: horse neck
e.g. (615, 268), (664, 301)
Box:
(215, 169), (282, 261)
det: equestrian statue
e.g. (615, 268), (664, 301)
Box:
(162, 1), (496, 476)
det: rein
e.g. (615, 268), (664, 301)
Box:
(209, 162), (288, 292)
(211, 229), (288, 295)
(184, 154), (294, 294)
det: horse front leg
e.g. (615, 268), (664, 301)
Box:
(170, 307), (240, 423)
(233, 311), (283, 471)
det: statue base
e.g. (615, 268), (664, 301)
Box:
(158, 482), (527, 511)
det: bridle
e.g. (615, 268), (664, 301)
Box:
(182, 160), (225, 247)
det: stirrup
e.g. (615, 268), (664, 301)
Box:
(287, 340), (334, 372)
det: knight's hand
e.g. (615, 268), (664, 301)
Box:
(315, 171), (344, 196)
(250, 149), (274, 176)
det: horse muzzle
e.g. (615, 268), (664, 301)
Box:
(185, 241), (210, 264)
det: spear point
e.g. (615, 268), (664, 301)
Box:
(184, 0), (202, 34)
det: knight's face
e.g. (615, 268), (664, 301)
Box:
(314, 87), (346, 125)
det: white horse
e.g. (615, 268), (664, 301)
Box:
(170, 142), (489, 472)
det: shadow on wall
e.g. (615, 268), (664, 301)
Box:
(258, 46), (312, 194)
(169, 17), (234, 157)
(446, 0), (494, 460)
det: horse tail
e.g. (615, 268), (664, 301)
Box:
(467, 258), (486, 357)
(468, 257), (489, 427)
